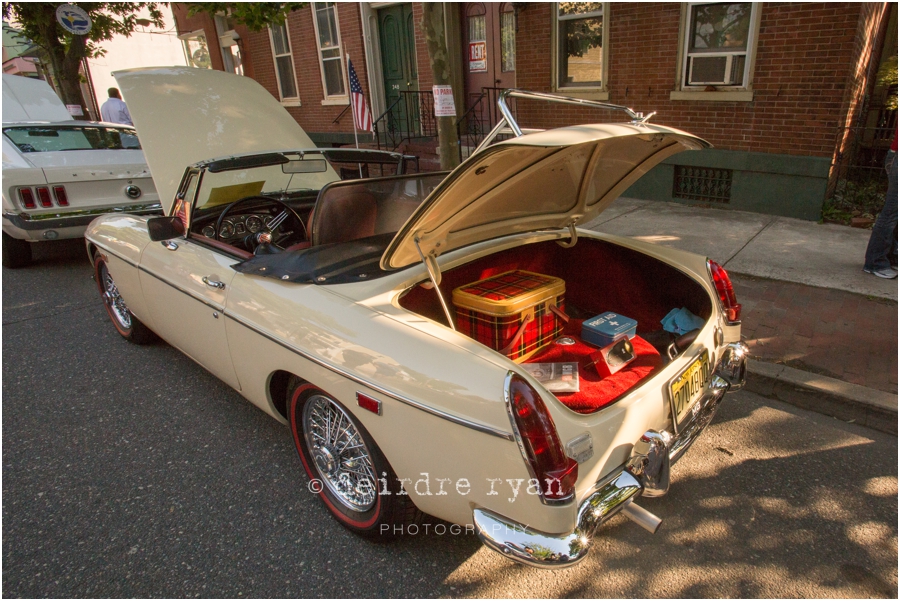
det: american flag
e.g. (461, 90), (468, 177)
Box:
(347, 58), (373, 132)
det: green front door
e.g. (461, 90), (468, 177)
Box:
(379, 3), (419, 134)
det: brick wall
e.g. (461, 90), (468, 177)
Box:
(412, 3), (434, 91)
(834, 2), (891, 169)
(514, 2), (889, 160)
(172, 4), (258, 78)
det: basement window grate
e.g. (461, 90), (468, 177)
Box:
(673, 166), (733, 203)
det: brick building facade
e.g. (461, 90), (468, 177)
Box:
(171, 2), (895, 220)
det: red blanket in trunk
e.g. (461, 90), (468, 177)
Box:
(526, 319), (662, 414)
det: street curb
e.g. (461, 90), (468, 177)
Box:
(745, 360), (898, 435)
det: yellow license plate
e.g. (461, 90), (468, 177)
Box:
(668, 350), (710, 426)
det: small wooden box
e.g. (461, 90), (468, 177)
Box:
(453, 270), (566, 362)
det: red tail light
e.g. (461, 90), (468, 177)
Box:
(708, 260), (741, 323)
(506, 374), (578, 503)
(52, 186), (68, 206)
(18, 187), (36, 209)
(36, 186), (52, 208)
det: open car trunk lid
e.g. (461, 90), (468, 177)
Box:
(380, 124), (710, 271)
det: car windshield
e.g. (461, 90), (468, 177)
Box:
(2, 125), (142, 153)
(195, 152), (340, 210)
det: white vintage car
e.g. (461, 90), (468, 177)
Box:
(2, 73), (160, 268)
(85, 67), (748, 569)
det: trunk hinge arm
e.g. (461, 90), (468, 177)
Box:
(414, 236), (456, 331)
(557, 222), (578, 248)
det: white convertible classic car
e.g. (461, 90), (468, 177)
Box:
(86, 67), (748, 569)
(2, 73), (160, 268)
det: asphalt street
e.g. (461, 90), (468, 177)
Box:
(3, 240), (898, 598)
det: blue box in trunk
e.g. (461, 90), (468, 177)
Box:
(582, 312), (638, 348)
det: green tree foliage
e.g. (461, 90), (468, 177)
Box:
(877, 55), (898, 111)
(186, 3), (304, 32)
(2, 3), (165, 114)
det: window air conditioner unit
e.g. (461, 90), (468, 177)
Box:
(687, 54), (745, 86)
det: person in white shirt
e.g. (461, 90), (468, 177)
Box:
(99, 88), (133, 126)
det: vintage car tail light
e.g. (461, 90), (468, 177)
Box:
(52, 186), (69, 206)
(36, 186), (53, 208)
(708, 259), (741, 324)
(506, 374), (578, 504)
(18, 187), (36, 209)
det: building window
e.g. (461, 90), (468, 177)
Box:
(555, 2), (606, 89)
(214, 13), (242, 75)
(500, 4), (515, 73)
(467, 4), (487, 73)
(681, 2), (757, 88)
(179, 31), (211, 69)
(269, 22), (298, 102)
(312, 2), (347, 101)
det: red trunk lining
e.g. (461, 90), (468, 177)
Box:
(525, 319), (662, 414)
(397, 238), (709, 414)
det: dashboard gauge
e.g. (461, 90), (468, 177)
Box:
(202, 225), (216, 238)
(246, 216), (263, 233)
(234, 222), (246, 235)
(219, 220), (234, 238)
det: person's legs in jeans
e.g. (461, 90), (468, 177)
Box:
(864, 151), (898, 272)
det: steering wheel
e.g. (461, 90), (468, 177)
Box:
(214, 196), (306, 255)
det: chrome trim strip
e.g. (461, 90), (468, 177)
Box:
(225, 311), (515, 441)
(137, 266), (224, 312)
(5, 202), (162, 222)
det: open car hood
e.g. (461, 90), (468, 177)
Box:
(113, 67), (334, 214)
(381, 124), (709, 271)
(2, 73), (73, 123)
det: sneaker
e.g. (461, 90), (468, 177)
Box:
(863, 266), (898, 279)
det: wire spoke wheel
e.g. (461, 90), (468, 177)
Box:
(302, 394), (377, 512)
(101, 263), (132, 330)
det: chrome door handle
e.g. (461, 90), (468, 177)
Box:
(161, 240), (178, 250)
(202, 276), (225, 290)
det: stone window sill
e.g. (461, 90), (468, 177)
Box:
(670, 90), (754, 102)
(321, 97), (350, 106)
(552, 88), (610, 101)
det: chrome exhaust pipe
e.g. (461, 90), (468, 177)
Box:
(620, 501), (662, 534)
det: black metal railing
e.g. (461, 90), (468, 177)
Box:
(332, 104), (351, 124)
(455, 87), (515, 161)
(829, 88), (896, 198)
(373, 90), (437, 152)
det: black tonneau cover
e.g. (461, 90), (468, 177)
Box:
(233, 233), (396, 285)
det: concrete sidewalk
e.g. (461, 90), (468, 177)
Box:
(584, 199), (898, 433)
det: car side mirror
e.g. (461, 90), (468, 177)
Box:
(147, 216), (186, 241)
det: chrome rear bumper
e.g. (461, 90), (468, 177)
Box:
(474, 342), (748, 569)
(3, 203), (161, 231)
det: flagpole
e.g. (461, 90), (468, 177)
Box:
(347, 53), (363, 177)
(348, 53), (359, 150)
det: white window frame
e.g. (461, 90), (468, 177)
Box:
(671, 2), (761, 102)
(311, 2), (349, 106)
(268, 21), (301, 107)
(214, 13), (243, 76)
(178, 30), (212, 70)
(550, 2), (610, 100)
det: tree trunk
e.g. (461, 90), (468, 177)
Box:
(35, 13), (89, 119)
(421, 3), (461, 171)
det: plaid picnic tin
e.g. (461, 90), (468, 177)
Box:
(452, 270), (566, 362)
